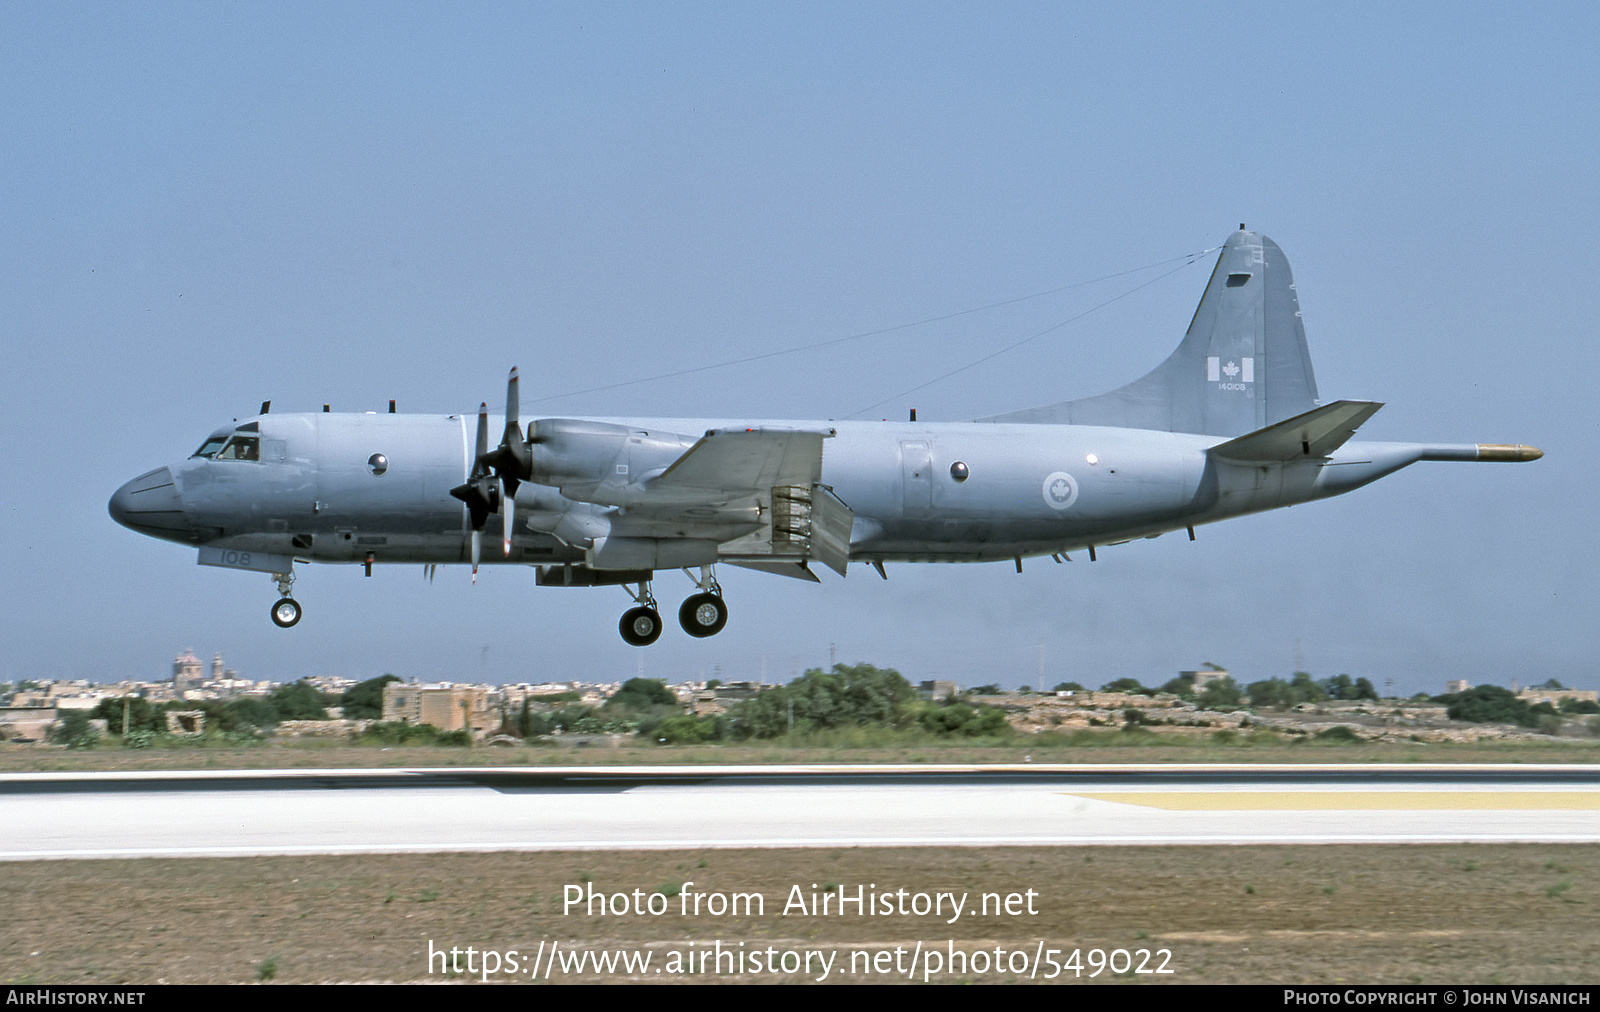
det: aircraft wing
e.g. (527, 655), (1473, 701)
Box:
(644, 426), (835, 500)
(616, 426), (854, 577)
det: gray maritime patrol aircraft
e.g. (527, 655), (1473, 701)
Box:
(109, 228), (1541, 645)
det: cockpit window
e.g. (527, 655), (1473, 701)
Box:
(215, 436), (260, 461)
(192, 435), (229, 459)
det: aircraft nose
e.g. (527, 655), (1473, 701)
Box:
(109, 467), (189, 535)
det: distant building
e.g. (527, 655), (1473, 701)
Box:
(919, 680), (958, 701)
(690, 681), (767, 716)
(381, 681), (493, 734)
(1517, 686), (1598, 705)
(1181, 668), (1230, 690)
(1445, 680), (1472, 694)
(172, 649), (202, 692)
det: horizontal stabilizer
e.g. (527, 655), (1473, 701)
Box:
(1209, 400), (1383, 462)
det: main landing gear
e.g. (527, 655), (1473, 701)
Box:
(619, 582), (663, 647)
(617, 567), (729, 645)
(269, 570), (302, 628)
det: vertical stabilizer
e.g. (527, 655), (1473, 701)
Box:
(981, 229), (1320, 435)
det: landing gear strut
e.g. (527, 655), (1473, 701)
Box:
(678, 565), (728, 638)
(618, 581), (662, 646)
(269, 570), (301, 628)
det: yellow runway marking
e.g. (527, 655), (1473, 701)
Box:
(1067, 792), (1600, 811)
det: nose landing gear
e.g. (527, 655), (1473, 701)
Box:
(269, 570), (302, 628)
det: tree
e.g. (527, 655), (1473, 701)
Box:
(1100, 677), (1152, 695)
(269, 680), (328, 720)
(91, 696), (162, 735)
(1199, 677), (1243, 709)
(1442, 685), (1540, 728)
(1159, 676), (1196, 700)
(51, 711), (99, 748)
(223, 695), (280, 729)
(730, 663), (916, 739)
(1318, 674), (1379, 701)
(341, 675), (401, 719)
(1246, 678), (1292, 709)
(605, 678), (678, 711)
(1289, 672), (1328, 703)
(914, 701), (1011, 738)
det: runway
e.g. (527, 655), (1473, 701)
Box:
(3, 764), (1598, 860)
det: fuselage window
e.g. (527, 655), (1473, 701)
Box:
(216, 436), (260, 461)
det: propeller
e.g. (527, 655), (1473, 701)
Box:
(449, 403), (499, 581)
(449, 368), (534, 580)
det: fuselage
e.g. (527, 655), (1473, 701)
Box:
(108, 409), (1429, 570)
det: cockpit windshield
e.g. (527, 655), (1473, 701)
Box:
(192, 426), (259, 460)
(192, 432), (231, 458)
(216, 436), (260, 461)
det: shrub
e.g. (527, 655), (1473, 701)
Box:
(605, 678), (678, 712)
(1159, 677), (1196, 700)
(655, 715), (724, 744)
(50, 712), (99, 749)
(268, 680), (328, 720)
(1100, 677), (1152, 695)
(359, 721), (441, 745)
(1440, 685), (1540, 728)
(1314, 725), (1361, 742)
(730, 664), (916, 739)
(90, 696), (162, 735)
(1199, 678), (1243, 709)
(914, 701), (1011, 738)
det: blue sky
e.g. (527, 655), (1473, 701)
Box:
(3, 2), (1595, 694)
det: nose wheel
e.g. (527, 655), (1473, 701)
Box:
(271, 597), (302, 628)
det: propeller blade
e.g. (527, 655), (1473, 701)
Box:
(479, 367), (530, 501)
(502, 486), (515, 557)
(450, 403), (500, 529)
(475, 401), (489, 468)
(505, 367), (520, 436)
(471, 529), (481, 584)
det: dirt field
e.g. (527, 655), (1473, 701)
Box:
(3, 844), (1595, 984)
(3, 735), (1598, 773)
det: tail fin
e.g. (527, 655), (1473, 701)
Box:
(981, 228), (1321, 436)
